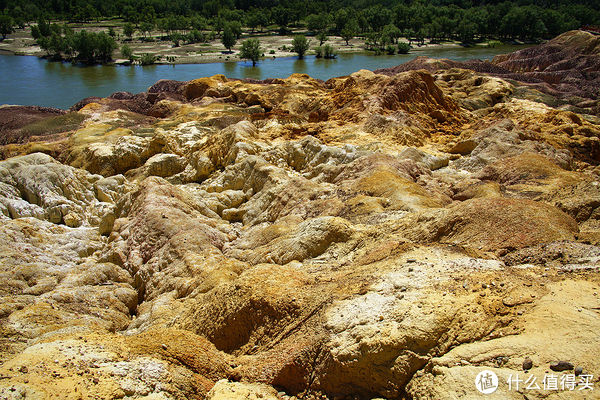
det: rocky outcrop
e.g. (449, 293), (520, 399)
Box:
(376, 30), (600, 116)
(0, 33), (599, 400)
(0, 152), (120, 226)
(493, 30), (600, 101)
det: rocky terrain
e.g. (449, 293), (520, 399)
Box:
(377, 30), (600, 117)
(0, 30), (599, 399)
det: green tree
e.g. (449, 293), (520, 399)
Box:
(226, 21), (242, 39)
(239, 38), (261, 66)
(123, 22), (135, 39)
(37, 17), (50, 37)
(424, 20), (442, 42)
(316, 31), (327, 46)
(22, 4), (40, 22)
(272, 6), (291, 34)
(139, 53), (158, 65)
(500, 6), (547, 40)
(397, 42), (411, 54)
(333, 8), (350, 34)
(0, 15), (14, 40)
(457, 18), (477, 44)
(140, 22), (154, 38)
(72, 30), (95, 61)
(341, 19), (358, 45)
(219, 8), (244, 24)
(82, 4), (98, 22)
(382, 24), (401, 44)
(170, 33), (183, 47)
(95, 32), (116, 62)
(31, 24), (41, 39)
(141, 5), (156, 24)
(221, 26), (236, 52)
(365, 5), (393, 32)
(46, 32), (65, 57)
(175, 15), (189, 33)
(246, 10), (267, 33)
(315, 44), (336, 59)
(292, 34), (310, 58)
(124, 6), (140, 24)
(306, 13), (329, 33)
(191, 16), (207, 31)
(121, 44), (134, 62)
(212, 16), (224, 35)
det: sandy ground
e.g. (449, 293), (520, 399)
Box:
(0, 20), (466, 65)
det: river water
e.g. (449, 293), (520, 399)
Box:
(0, 44), (527, 110)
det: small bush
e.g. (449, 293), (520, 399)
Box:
(316, 45), (336, 59)
(121, 44), (134, 62)
(139, 53), (158, 65)
(386, 44), (396, 55)
(323, 44), (336, 58)
(397, 42), (411, 54)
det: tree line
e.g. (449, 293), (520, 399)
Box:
(1, 0), (599, 65)
(2, 0), (598, 44)
(31, 19), (116, 63)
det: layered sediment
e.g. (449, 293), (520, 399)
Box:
(0, 30), (599, 400)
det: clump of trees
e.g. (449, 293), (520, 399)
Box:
(33, 19), (116, 63)
(3, 0), (600, 63)
(315, 44), (336, 59)
(0, 14), (14, 40)
(4, 0), (597, 45)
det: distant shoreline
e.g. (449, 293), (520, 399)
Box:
(0, 41), (500, 66)
(0, 22), (516, 66)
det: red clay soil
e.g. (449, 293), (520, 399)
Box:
(0, 105), (66, 145)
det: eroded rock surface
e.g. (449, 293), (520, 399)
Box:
(0, 32), (599, 399)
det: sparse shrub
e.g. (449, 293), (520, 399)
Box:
(139, 52), (158, 65)
(121, 44), (134, 62)
(397, 42), (411, 54)
(316, 44), (336, 59)
(292, 35), (310, 58)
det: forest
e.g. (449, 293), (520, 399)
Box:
(1, 0), (599, 44)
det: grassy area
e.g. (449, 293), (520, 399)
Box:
(20, 112), (88, 137)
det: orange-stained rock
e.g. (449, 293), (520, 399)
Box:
(1, 32), (600, 400)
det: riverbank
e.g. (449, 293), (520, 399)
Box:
(0, 20), (505, 65)
(1, 43), (533, 110)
